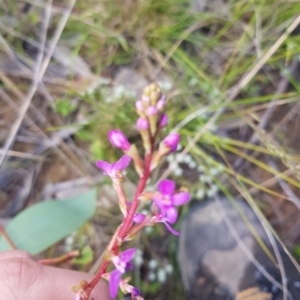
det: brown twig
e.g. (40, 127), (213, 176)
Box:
(38, 250), (80, 266)
(0, 225), (17, 250)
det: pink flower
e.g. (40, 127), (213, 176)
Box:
(133, 213), (146, 223)
(156, 97), (165, 111)
(109, 248), (136, 298)
(153, 179), (190, 234)
(146, 106), (158, 116)
(96, 155), (131, 179)
(136, 118), (149, 130)
(159, 114), (168, 128)
(135, 100), (143, 112)
(108, 130), (131, 151)
(162, 133), (180, 152)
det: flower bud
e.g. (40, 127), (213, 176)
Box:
(133, 213), (146, 223)
(136, 118), (149, 130)
(135, 100), (143, 112)
(162, 133), (180, 153)
(146, 106), (159, 136)
(146, 106), (158, 116)
(159, 114), (168, 128)
(156, 98), (165, 111)
(149, 91), (160, 105)
(141, 95), (150, 102)
(108, 130), (131, 151)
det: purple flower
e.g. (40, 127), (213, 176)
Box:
(133, 213), (146, 223)
(162, 133), (180, 152)
(135, 100), (143, 112)
(141, 95), (150, 102)
(110, 248), (136, 298)
(108, 130), (131, 151)
(159, 217), (180, 235)
(136, 118), (149, 130)
(146, 106), (158, 116)
(96, 155), (131, 179)
(153, 179), (190, 232)
(156, 97), (165, 111)
(159, 114), (168, 128)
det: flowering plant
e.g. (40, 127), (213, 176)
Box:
(73, 83), (190, 300)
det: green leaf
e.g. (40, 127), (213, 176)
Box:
(72, 245), (94, 266)
(0, 189), (97, 255)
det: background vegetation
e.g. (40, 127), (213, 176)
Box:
(0, 0), (300, 299)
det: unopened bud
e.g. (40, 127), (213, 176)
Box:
(149, 91), (160, 105)
(136, 118), (149, 130)
(108, 130), (131, 151)
(156, 98), (165, 111)
(162, 133), (180, 153)
(135, 100), (144, 112)
(146, 106), (158, 116)
(141, 95), (150, 102)
(159, 114), (168, 128)
(133, 213), (146, 223)
(145, 106), (158, 136)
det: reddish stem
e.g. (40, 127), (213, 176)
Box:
(83, 153), (152, 299)
(119, 153), (152, 238)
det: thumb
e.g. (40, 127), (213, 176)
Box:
(0, 250), (112, 300)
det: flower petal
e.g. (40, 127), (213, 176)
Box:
(158, 179), (176, 195)
(113, 155), (131, 171)
(96, 160), (112, 173)
(109, 269), (122, 298)
(133, 213), (146, 223)
(163, 221), (180, 235)
(120, 248), (136, 263)
(153, 196), (164, 209)
(166, 206), (178, 224)
(172, 192), (190, 206)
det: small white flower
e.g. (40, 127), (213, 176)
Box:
(199, 175), (207, 183)
(165, 264), (173, 274)
(148, 272), (156, 282)
(141, 209), (149, 215)
(176, 153), (184, 162)
(196, 189), (205, 199)
(157, 269), (167, 283)
(198, 165), (204, 172)
(210, 184), (219, 194)
(149, 259), (158, 270)
(134, 255), (144, 267)
(188, 161), (197, 169)
(173, 167), (183, 177)
(183, 154), (192, 164)
(209, 168), (219, 176)
(65, 235), (74, 246)
(145, 227), (153, 235)
(169, 161), (178, 169)
(207, 187), (217, 197)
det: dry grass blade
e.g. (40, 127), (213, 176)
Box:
(0, 0), (77, 167)
(158, 14), (300, 182)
